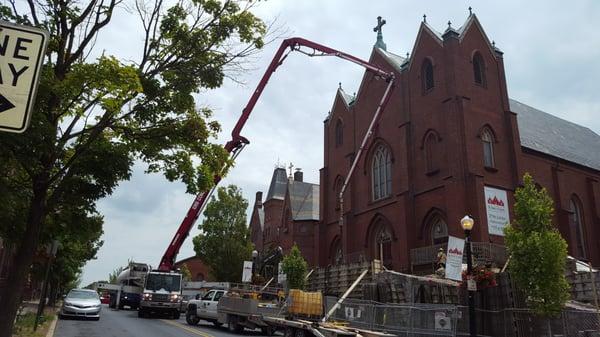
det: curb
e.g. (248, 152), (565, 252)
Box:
(45, 314), (58, 337)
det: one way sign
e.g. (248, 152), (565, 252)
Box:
(0, 21), (48, 133)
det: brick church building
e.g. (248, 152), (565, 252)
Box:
(250, 14), (600, 271)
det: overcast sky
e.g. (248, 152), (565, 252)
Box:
(79, 0), (600, 285)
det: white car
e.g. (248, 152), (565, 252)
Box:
(185, 289), (226, 326)
(60, 289), (102, 320)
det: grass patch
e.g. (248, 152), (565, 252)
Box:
(13, 311), (55, 337)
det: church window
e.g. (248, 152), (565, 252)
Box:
(430, 217), (448, 245)
(473, 52), (486, 86)
(374, 225), (393, 269)
(422, 58), (434, 92)
(335, 119), (343, 147)
(481, 128), (495, 168)
(331, 239), (343, 266)
(372, 145), (392, 201)
(569, 197), (586, 259)
(425, 132), (438, 173)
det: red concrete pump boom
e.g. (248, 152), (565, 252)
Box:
(158, 37), (396, 271)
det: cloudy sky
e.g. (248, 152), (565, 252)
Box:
(80, 0), (600, 285)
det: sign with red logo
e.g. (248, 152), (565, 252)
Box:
(484, 186), (510, 236)
(445, 236), (465, 281)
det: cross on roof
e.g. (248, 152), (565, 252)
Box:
(373, 16), (386, 34)
(373, 16), (387, 51)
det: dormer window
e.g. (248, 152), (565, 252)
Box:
(473, 52), (486, 86)
(421, 58), (434, 92)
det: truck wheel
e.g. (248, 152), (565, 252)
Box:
(228, 316), (243, 334)
(284, 327), (295, 337)
(138, 308), (146, 318)
(261, 326), (274, 336)
(173, 310), (181, 319)
(212, 321), (223, 328)
(186, 312), (200, 325)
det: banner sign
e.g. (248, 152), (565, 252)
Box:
(445, 236), (465, 281)
(277, 262), (286, 284)
(484, 186), (510, 236)
(242, 261), (253, 283)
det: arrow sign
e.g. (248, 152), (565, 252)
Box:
(0, 93), (15, 113)
(0, 21), (49, 133)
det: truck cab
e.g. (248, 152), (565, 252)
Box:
(185, 289), (227, 326)
(138, 270), (183, 319)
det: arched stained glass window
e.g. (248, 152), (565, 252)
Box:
(481, 128), (495, 168)
(570, 197), (586, 259)
(372, 145), (392, 200)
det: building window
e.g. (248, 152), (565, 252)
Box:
(569, 197), (586, 259)
(421, 58), (434, 92)
(425, 132), (438, 173)
(431, 217), (448, 245)
(331, 239), (343, 266)
(473, 52), (486, 86)
(372, 145), (392, 201)
(481, 128), (495, 168)
(335, 119), (343, 147)
(374, 226), (392, 269)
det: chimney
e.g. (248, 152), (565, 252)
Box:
(294, 169), (303, 182)
(255, 191), (263, 207)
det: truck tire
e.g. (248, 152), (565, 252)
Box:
(227, 316), (243, 334)
(138, 308), (146, 318)
(186, 312), (200, 325)
(212, 321), (223, 328)
(173, 310), (181, 319)
(261, 326), (274, 336)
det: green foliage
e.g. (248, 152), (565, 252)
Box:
(192, 185), (253, 282)
(0, 0), (266, 333)
(281, 244), (308, 290)
(108, 266), (124, 284)
(504, 173), (570, 317)
(180, 263), (192, 282)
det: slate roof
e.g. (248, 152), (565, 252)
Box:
(376, 48), (407, 71)
(512, 99), (600, 171)
(288, 181), (320, 221)
(266, 167), (288, 201)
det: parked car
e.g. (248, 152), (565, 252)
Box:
(60, 289), (102, 320)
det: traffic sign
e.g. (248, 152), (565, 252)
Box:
(0, 21), (48, 133)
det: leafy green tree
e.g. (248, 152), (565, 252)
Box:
(108, 266), (125, 284)
(281, 244), (308, 290)
(0, 1), (266, 334)
(193, 185), (252, 282)
(180, 263), (192, 282)
(504, 173), (570, 317)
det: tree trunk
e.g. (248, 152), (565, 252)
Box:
(0, 186), (47, 337)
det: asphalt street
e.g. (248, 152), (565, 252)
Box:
(54, 305), (272, 337)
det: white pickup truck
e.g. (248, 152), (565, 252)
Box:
(185, 289), (226, 327)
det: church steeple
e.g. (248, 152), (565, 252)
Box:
(373, 16), (387, 50)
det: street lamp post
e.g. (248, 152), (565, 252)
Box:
(251, 250), (259, 283)
(461, 215), (477, 337)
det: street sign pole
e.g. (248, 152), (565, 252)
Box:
(0, 21), (49, 133)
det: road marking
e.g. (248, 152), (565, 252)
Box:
(160, 319), (215, 337)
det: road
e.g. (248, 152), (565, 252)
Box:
(54, 305), (272, 337)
